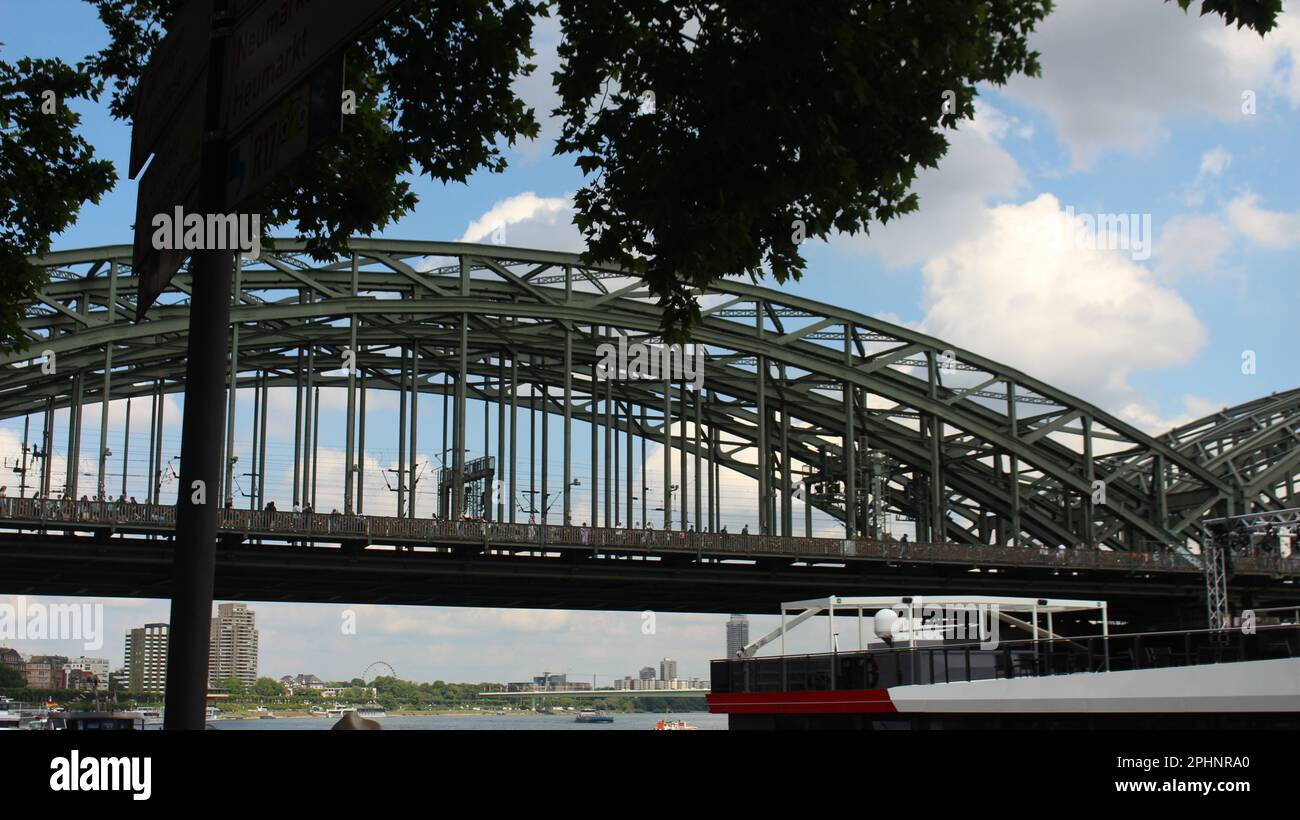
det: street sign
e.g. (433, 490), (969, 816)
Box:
(223, 0), (398, 139)
(225, 53), (343, 209)
(128, 0), (209, 179)
(132, 86), (204, 319)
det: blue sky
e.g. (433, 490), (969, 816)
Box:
(2, 0), (1299, 685)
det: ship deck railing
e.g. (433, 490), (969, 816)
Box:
(709, 621), (1300, 694)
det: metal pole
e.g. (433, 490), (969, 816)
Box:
(541, 356), (549, 524)
(397, 345), (407, 516)
(249, 372), (260, 510)
(121, 398), (131, 500)
(164, 0), (235, 729)
(694, 386), (702, 532)
(663, 372), (671, 530)
(257, 371), (268, 509)
(509, 354), (517, 524)
(626, 397), (633, 529)
(222, 257), (240, 504)
(356, 370), (365, 514)
(344, 252), (358, 513)
(563, 332), (572, 523)
(303, 334), (315, 506)
(311, 385), (320, 509)
(410, 343), (419, 517)
(19, 415), (29, 498)
(292, 347), (302, 507)
(498, 352), (506, 523)
(150, 381), (162, 504)
(640, 403), (647, 528)
(605, 375), (613, 526)
(679, 377), (687, 531)
(843, 323), (856, 538)
(590, 357), (598, 527)
(97, 260), (117, 500)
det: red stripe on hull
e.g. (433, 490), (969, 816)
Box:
(707, 689), (897, 715)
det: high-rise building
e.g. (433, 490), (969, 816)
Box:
(659, 658), (677, 682)
(125, 623), (169, 693)
(638, 666), (656, 682)
(208, 603), (259, 687)
(726, 614), (750, 658)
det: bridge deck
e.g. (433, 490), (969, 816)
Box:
(2, 498), (1294, 575)
(1, 499), (1297, 617)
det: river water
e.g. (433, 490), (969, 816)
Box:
(214, 712), (728, 731)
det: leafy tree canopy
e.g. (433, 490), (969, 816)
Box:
(0, 0), (1285, 352)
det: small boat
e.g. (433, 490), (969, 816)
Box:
(206, 706), (222, 721)
(138, 707), (164, 727)
(0, 699), (22, 731)
(574, 709), (614, 723)
(654, 718), (698, 730)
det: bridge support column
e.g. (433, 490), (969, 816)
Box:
(396, 345), (407, 517)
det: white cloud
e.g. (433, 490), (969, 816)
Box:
(1155, 213), (1236, 279)
(1003, 0), (1300, 168)
(1225, 192), (1300, 248)
(458, 192), (585, 253)
(919, 193), (1206, 405)
(1199, 146), (1232, 177)
(836, 101), (1026, 267)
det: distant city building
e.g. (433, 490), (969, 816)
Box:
(727, 614), (750, 657)
(125, 623), (169, 693)
(0, 647), (22, 675)
(64, 657), (110, 692)
(659, 658), (677, 682)
(108, 669), (130, 692)
(22, 655), (68, 689)
(533, 673), (567, 688)
(638, 666), (655, 682)
(208, 603), (259, 687)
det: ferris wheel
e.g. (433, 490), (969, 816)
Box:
(362, 661), (396, 683)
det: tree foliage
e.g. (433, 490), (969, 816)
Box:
(0, 53), (115, 354)
(0, 0), (1287, 351)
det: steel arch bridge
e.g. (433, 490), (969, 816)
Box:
(2, 238), (1274, 564)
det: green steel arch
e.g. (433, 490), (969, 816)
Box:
(2, 239), (1249, 555)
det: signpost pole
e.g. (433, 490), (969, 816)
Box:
(163, 0), (235, 731)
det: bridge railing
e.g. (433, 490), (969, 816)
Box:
(1, 497), (1296, 576)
